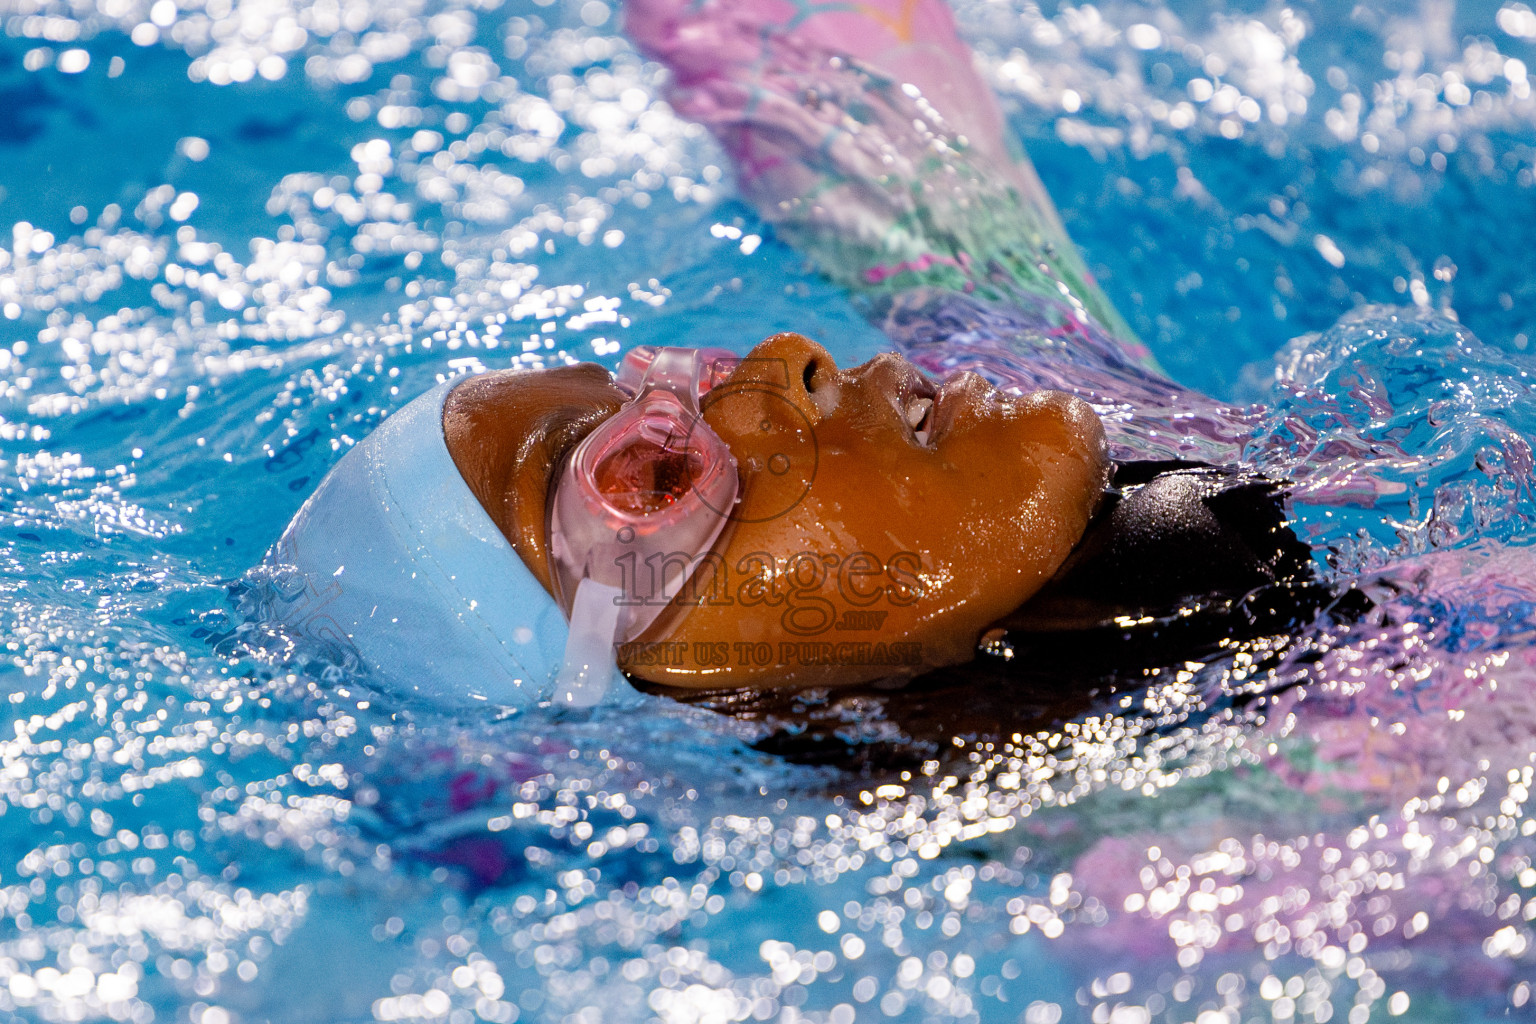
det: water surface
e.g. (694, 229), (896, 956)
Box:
(4, 0), (1536, 1021)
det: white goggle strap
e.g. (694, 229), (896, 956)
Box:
(553, 577), (624, 707)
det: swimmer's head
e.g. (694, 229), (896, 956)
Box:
(444, 333), (1109, 689)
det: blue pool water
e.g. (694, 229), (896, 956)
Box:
(6, 0), (1536, 1021)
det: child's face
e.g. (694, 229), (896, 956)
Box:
(624, 332), (1109, 689)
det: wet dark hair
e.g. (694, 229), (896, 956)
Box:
(663, 461), (1371, 774)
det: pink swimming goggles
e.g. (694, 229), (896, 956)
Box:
(547, 346), (741, 704)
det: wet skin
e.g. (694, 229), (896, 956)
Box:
(444, 332), (1109, 690)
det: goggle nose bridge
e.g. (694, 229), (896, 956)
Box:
(615, 345), (740, 400)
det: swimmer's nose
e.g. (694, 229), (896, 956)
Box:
(725, 332), (839, 420)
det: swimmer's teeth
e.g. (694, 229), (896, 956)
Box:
(905, 397), (932, 430)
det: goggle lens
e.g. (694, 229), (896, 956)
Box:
(593, 432), (707, 515)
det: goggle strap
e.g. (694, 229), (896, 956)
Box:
(554, 577), (624, 707)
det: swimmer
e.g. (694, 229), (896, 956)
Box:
(261, 0), (1336, 708)
(266, 329), (1111, 702)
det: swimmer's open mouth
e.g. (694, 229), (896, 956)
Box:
(900, 373), (940, 446)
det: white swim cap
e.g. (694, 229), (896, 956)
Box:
(265, 379), (567, 708)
